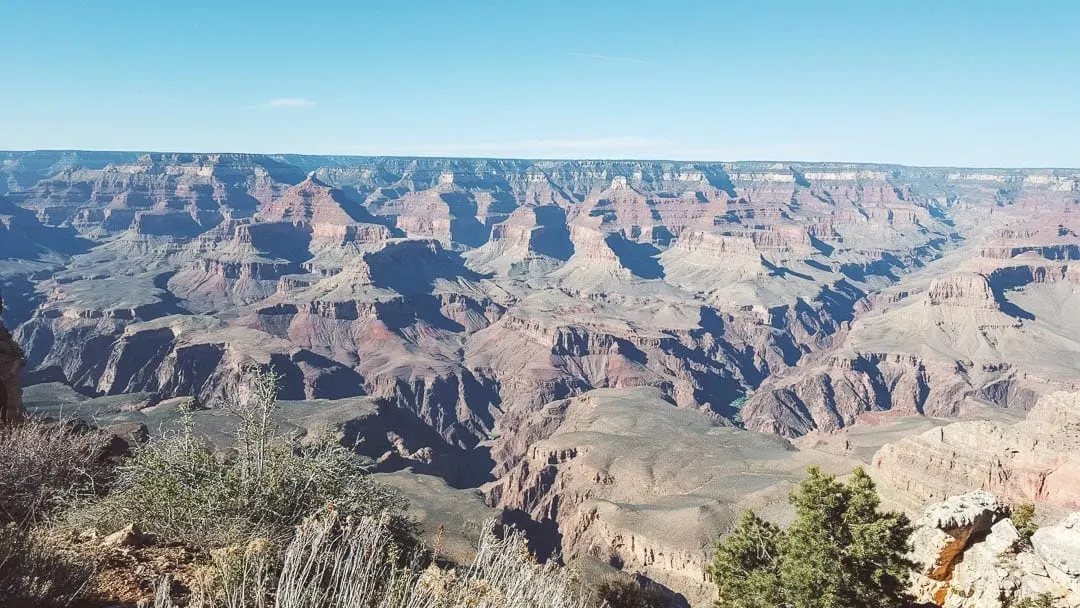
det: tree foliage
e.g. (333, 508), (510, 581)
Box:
(1013, 503), (1038, 542)
(709, 467), (913, 608)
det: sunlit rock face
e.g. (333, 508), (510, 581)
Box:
(6, 151), (1080, 600)
(3, 154), (1080, 471)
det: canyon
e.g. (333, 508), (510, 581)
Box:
(2, 151), (1080, 604)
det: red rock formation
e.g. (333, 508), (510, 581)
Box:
(874, 391), (1080, 509)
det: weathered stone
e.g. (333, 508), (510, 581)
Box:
(910, 493), (1080, 608)
(103, 422), (151, 456)
(942, 518), (1055, 608)
(102, 523), (154, 547)
(1033, 513), (1080, 578)
(910, 491), (1007, 581)
(0, 295), (24, 423)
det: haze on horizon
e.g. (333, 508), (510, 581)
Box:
(2, 0), (1079, 168)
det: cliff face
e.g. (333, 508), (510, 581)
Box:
(3, 153), (1080, 449)
(874, 391), (1080, 509)
(481, 386), (857, 605)
(0, 295), (24, 422)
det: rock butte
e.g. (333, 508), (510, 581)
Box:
(2, 152), (1080, 604)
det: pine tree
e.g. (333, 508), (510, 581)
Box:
(710, 467), (914, 608)
(709, 511), (784, 608)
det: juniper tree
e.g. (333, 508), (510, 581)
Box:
(708, 510), (783, 608)
(710, 467), (914, 608)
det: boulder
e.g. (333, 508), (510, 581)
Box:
(102, 523), (154, 547)
(104, 422), (151, 456)
(911, 490), (1008, 581)
(942, 519), (1059, 608)
(1033, 513), (1080, 579)
(909, 493), (1080, 608)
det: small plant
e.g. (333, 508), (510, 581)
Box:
(1013, 503), (1039, 542)
(1014, 593), (1055, 608)
(157, 511), (590, 608)
(0, 417), (111, 525)
(86, 367), (410, 547)
(595, 576), (670, 608)
(0, 523), (94, 608)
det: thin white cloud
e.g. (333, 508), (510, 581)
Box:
(343, 136), (677, 159)
(251, 98), (317, 109)
(569, 52), (658, 65)
(425, 136), (670, 153)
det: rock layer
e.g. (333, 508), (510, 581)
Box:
(874, 391), (1080, 509)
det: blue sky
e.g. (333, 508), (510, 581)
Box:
(2, 0), (1078, 166)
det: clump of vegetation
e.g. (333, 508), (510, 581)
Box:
(156, 510), (590, 608)
(83, 367), (409, 548)
(709, 466), (913, 608)
(0, 417), (111, 524)
(1014, 593), (1055, 608)
(1013, 502), (1039, 542)
(594, 576), (671, 608)
(0, 523), (94, 608)
(0, 417), (106, 606)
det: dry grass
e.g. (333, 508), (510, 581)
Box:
(0, 418), (111, 525)
(156, 510), (591, 608)
(0, 523), (95, 608)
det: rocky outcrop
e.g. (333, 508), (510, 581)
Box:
(1033, 513), (1080, 580)
(874, 391), (1080, 508)
(741, 352), (972, 437)
(909, 491), (1007, 585)
(909, 492), (1080, 608)
(926, 273), (998, 308)
(0, 295), (25, 422)
(483, 386), (853, 606)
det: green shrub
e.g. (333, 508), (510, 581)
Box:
(86, 367), (409, 547)
(708, 511), (783, 608)
(1013, 503), (1039, 541)
(595, 576), (670, 608)
(709, 467), (913, 608)
(1015, 593), (1054, 608)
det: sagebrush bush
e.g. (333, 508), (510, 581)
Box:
(0, 418), (111, 524)
(595, 576), (670, 608)
(84, 368), (409, 547)
(1014, 593), (1055, 608)
(158, 510), (590, 608)
(0, 523), (94, 608)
